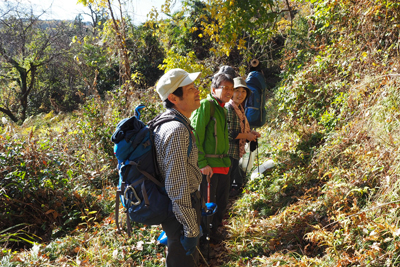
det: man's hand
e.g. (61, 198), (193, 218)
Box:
(180, 235), (199, 255)
(200, 165), (213, 178)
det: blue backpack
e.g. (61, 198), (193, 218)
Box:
(111, 112), (192, 236)
(244, 71), (267, 128)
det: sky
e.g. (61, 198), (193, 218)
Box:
(4, 0), (182, 25)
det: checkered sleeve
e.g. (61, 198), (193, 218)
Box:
(154, 119), (201, 238)
(226, 104), (241, 159)
(226, 105), (241, 139)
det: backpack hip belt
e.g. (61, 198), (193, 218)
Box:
(205, 154), (228, 158)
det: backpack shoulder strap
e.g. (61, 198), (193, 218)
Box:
(208, 99), (215, 119)
(150, 114), (193, 157)
(173, 114), (194, 157)
(206, 99), (219, 156)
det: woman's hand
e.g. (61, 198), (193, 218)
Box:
(251, 131), (261, 138)
(245, 133), (257, 142)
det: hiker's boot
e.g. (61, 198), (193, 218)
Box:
(209, 230), (226, 244)
(229, 187), (241, 198)
(199, 242), (216, 259)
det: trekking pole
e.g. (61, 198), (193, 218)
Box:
(245, 149), (251, 174)
(206, 174), (211, 261)
(257, 139), (260, 175)
(207, 174), (211, 204)
(196, 246), (210, 267)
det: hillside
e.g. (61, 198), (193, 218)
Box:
(1, 0), (400, 266)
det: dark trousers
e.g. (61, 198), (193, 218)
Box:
(200, 172), (230, 235)
(161, 191), (201, 267)
(229, 157), (244, 188)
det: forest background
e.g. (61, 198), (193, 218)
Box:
(1, 0), (400, 266)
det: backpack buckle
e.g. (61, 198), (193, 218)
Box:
(124, 185), (141, 206)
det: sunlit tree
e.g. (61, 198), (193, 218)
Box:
(0, 7), (73, 123)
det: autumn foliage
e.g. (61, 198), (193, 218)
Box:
(2, 0), (400, 266)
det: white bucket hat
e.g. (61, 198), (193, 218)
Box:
(233, 77), (251, 99)
(156, 68), (201, 101)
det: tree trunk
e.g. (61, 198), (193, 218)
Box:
(0, 107), (18, 123)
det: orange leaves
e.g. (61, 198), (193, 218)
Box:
(73, 191), (82, 200)
(268, 238), (280, 250)
(103, 217), (115, 225)
(45, 209), (60, 219)
(310, 44), (326, 51)
(73, 246), (81, 253)
(10, 256), (23, 263)
(156, 253), (163, 259)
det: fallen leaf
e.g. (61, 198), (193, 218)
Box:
(136, 241), (144, 251)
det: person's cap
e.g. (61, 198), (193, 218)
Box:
(233, 77), (249, 89)
(233, 77), (251, 96)
(156, 68), (201, 101)
(214, 65), (236, 78)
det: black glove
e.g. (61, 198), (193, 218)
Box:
(250, 139), (258, 152)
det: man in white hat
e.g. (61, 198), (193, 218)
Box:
(153, 68), (203, 266)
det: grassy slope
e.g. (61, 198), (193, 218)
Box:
(2, 1), (400, 266)
(221, 1), (400, 266)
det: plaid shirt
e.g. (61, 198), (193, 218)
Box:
(153, 109), (202, 238)
(225, 102), (242, 160)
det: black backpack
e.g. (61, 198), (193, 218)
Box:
(111, 113), (193, 236)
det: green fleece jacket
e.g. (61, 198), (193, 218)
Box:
(190, 94), (231, 169)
